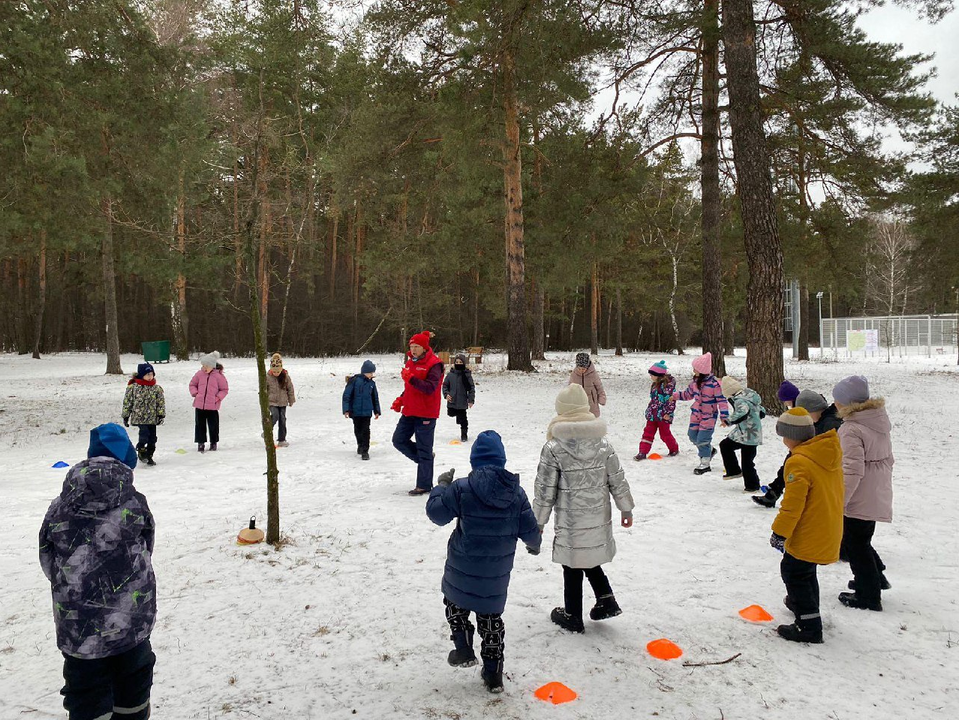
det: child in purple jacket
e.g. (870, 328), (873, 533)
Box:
(673, 352), (729, 475)
(634, 361), (679, 460)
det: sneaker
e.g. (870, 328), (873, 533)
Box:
(361, 452), (370, 461)
(447, 647), (477, 668)
(481, 667), (504, 694)
(198, 443), (205, 453)
(847, 575), (891, 591)
(550, 607), (585, 633)
(589, 594), (622, 621)
(722, 471), (743, 480)
(633, 453), (647, 461)
(838, 592), (882, 611)
(776, 623), (823, 644)
(693, 459), (712, 475)
(209, 443), (218, 451)
(752, 490), (779, 508)
(277, 441), (289, 448)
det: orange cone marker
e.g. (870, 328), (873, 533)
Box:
(648, 453), (663, 460)
(738, 605), (774, 622)
(647, 638), (683, 660)
(535, 682), (578, 705)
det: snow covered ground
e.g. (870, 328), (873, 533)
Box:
(1, 349), (957, 720)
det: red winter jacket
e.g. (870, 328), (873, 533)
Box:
(400, 350), (444, 419)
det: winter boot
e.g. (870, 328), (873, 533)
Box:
(667, 450), (680, 457)
(146, 445), (157, 466)
(447, 628), (477, 668)
(361, 452), (370, 461)
(277, 440), (289, 448)
(838, 592), (882, 611)
(776, 622), (823, 644)
(633, 453), (647, 461)
(460, 429), (468, 442)
(589, 594), (622, 621)
(357, 447), (363, 455)
(722, 471), (743, 480)
(847, 575), (891, 591)
(752, 489), (780, 508)
(198, 443), (205, 453)
(209, 442), (218, 451)
(550, 607), (585, 633)
(693, 457), (712, 475)
(137, 447), (149, 462)
(481, 658), (504, 694)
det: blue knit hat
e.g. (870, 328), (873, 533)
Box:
(470, 430), (507, 470)
(137, 363), (155, 379)
(88, 423), (138, 469)
(361, 360), (376, 374)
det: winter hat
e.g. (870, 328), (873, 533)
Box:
(691, 352), (712, 375)
(575, 352), (591, 368)
(776, 407), (815, 442)
(796, 389), (828, 414)
(555, 383), (591, 416)
(270, 353), (283, 371)
(470, 430), (507, 470)
(409, 331), (432, 350)
(200, 351), (220, 368)
(720, 375), (744, 398)
(136, 363), (155, 379)
(361, 360), (376, 374)
(454, 353), (468, 366)
(833, 375), (870, 406)
(648, 361), (668, 376)
(88, 423), (138, 469)
(777, 380), (800, 403)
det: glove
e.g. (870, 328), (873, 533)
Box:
(157, 415), (164, 426)
(123, 417), (129, 427)
(438, 468), (455, 487)
(391, 397), (403, 413)
(526, 544), (540, 555)
(401, 367), (412, 382)
(770, 532), (786, 553)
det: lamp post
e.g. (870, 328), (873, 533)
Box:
(816, 291), (824, 359)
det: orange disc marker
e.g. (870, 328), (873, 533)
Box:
(738, 605), (774, 622)
(534, 682), (578, 705)
(647, 638), (683, 660)
(449, 440), (462, 445)
(648, 453), (663, 460)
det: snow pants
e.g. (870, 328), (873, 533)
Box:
(194, 409), (219, 444)
(61, 639), (155, 720)
(638, 420), (678, 455)
(719, 437), (760, 490)
(780, 553), (822, 635)
(444, 596), (504, 669)
(843, 516), (885, 604)
(562, 565), (613, 620)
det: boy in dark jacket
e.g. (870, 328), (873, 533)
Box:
(426, 431), (541, 694)
(342, 360), (381, 460)
(442, 353), (476, 442)
(39, 423), (157, 720)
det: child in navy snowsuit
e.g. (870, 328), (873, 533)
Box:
(426, 430), (541, 694)
(39, 423), (157, 720)
(342, 360), (381, 460)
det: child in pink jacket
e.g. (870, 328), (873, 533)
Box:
(190, 351), (229, 452)
(672, 352), (728, 475)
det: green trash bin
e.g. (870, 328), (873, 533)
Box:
(141, 341), (171, 363)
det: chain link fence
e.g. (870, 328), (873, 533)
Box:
(820, 314), (959, 359)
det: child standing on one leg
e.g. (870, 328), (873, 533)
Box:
(40, 423), (157, 719)
(442, 353), (475, 442)
(768, 408), (844, 643)
(634, 360), (679, 461)
(718, 376), (765, 491)
(343, 360), (381, 460)
(190, 351), (229, 453)
(265, 353), (296, 447)
(426, 431), (541, 694)
(535, 384), (635, 634)
(672, 352), (728, 474)
(122, 363), (165, 466)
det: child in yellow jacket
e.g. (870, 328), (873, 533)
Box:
(768, 408), (844, 643)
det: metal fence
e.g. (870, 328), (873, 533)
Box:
(820, 314), (959, 359)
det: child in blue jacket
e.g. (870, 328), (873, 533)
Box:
(342, 360), (381, 460)
(426, 431), (541, 694)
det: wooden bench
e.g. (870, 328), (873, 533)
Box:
(465, 346), (484, 364)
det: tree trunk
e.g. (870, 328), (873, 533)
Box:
(472, 259), (480, 347)
(501, 47), (532, 371)
(615, 287), (623, 356)
(532, 278), (545, 361)
(171, 168), (190, 360)
(669, 253), (683, 354)
(723, 0), (784, 409)
(101, 198), (123, 374)
(590, 261), (599, 355)
(701, 0), (726, 377)
(328, 205), (339, 300)
(32, 231), (47, 359)
(725, 312), (736, 356)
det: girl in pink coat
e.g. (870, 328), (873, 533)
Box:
(190, 351), (229, 452)
(672, 352), (728, 475)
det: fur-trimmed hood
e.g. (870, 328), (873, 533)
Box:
(837, 397), (885, 418)
(548, 417), (607, 441)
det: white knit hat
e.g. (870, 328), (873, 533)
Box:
(720, 376), (744, 398)
(555, 384), (590, 416)
(199, 350), (220, 368)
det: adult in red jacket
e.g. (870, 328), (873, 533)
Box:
(392, 331), (444, 496)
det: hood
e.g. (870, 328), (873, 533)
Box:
(60, 457), (136, 513)
(468, 465), (519, 510)
(839, 398), (890, 433)
(739, 387), (763, 407)
(791, 430), (843, 473)
(549, 417), (607, 441)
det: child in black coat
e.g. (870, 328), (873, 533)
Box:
(442, 353), (475, 442)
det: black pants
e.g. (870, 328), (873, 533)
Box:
(352, 415), (371, 453)
(719, 438), (759, 490)
(443, 597), (504, 669)
(61, 639), (155, 720)
(780, 553), (822, 634)
(767, 452), (789, 496)
(270, 406), (288, 442)
(194, 409), (219, 444)
(562, 565), (613, 619)
(843, 516), (885, 603)
(135, 425), (157, 451)
(448, 407), (468, 432)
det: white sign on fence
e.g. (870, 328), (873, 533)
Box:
(847, 329), (880, 353)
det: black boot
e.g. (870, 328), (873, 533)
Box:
(137, 447), (149, 462)
(848, 575), (891, 591)
(447, 628), (477, 668)
(461, 429), (468, 442)
(838, 592), (882, 611)
(481, 658), (504, 694)
(752, 489), (780, 508)
(550, 607), (584, 633)
(589, 594), (622, 621)
(146, 445), (157, 466)
(776, 622), (823, 644)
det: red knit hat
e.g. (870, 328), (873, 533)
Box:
(409, 331), (432, 350)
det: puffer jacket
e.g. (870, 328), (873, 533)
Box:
(771, 430), (844, 564)
(815, 404), (843, 434)
(838, 399), (894, 523)
(39, 457), (156, 659)
(342, 374), (381, 418)
(676, 374), (729, 431)
(122, 382), (166, 426)
(568, 365), (607, 417)
(726, 388), (765, 446)
(645, 375), (677, 422)
(190, 367), (229, 411)
(442, 359), (476, 410)
(534, 418), (634, 568)
(426, 466), (541, 615)
(266, 370), (296, 407)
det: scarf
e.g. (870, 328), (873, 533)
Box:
(129, 378), (157, 386)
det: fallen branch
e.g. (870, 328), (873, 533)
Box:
(682, 652), (742, 668)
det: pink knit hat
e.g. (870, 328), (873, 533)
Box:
(692, 352), (712, 375)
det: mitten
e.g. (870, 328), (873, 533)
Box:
(770, 532), (786, 553)
(525, 544), (540, 555)
(391, 397), (403, 413)
(123, 417), (129, 427)
(437, 468), (455, 487)
(401, 367), (412, 381)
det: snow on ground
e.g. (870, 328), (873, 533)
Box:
(1, 349), (957, 720)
